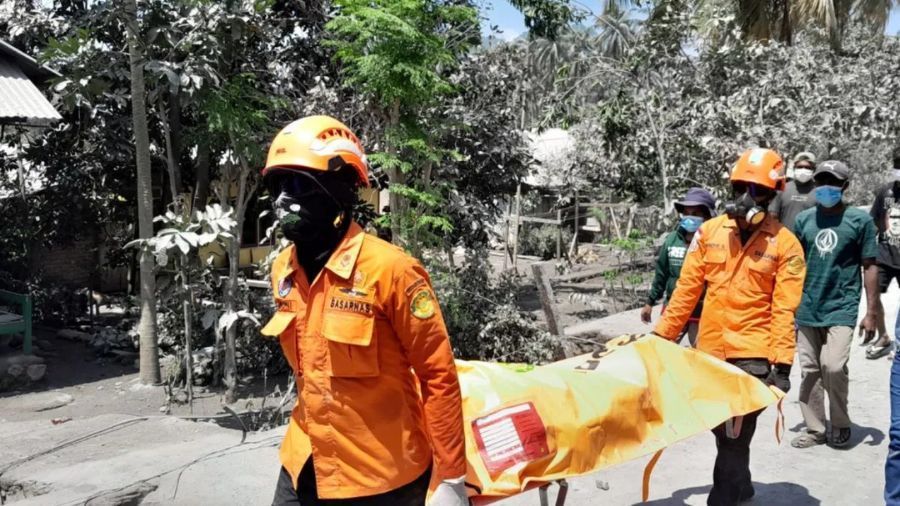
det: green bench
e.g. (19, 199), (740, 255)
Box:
(0, 290), (33, 354)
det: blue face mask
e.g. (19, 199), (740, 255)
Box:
(680, 216), (704, 233)
(815, 185), (843, 208)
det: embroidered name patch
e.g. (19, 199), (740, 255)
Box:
(329, 294), (373, 316)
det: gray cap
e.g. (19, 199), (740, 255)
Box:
(793, 151), (816, 165)
(814, 160), (851, 181)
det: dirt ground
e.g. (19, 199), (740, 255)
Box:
(0, 325), (292, 425)
(487, 248), (653, 340)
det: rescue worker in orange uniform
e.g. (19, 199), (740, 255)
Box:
(260, 116), (468, 506)
(654, 148), (806, 506)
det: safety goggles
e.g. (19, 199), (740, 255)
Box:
(265, 171), (328, 200)
(731, 182), (774, 199)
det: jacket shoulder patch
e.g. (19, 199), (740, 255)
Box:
(410, 289), (436, 319)
(787, 256), (805, 276)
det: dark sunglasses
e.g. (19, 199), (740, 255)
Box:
(731, 182), (774, 199)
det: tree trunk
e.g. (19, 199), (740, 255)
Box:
(386, 99), (404, 246)
(779, 0), (792, 45)
(640, 93), (670, 214)
(168, 90), (183, 184)
(159, 93), (183, 215)
(181, 261), (194, 411)
(223, 235), (239, 404)
(125, 0), (160, 384)
(223, 150), (256, 404)
(193, 137), (211, 213)
(410, 159), (433, 257)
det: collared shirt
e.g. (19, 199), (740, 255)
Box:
(654, 215), (806, 365)
(647, 228), (703, 319)
(261, 222), (466, 499)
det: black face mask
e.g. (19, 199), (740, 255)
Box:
(725, 191), (766, 228)
(267, 170), (356, 260)
(274, 191), (344, 246)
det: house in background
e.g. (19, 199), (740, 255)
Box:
(0, 41), (127, 293)
(0, 39), (61, 127)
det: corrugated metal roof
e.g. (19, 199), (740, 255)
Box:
(0, 57), (61, 125)
(0, 40), (61, 81)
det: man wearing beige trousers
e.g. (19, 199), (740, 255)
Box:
(790, 160), (879, 449)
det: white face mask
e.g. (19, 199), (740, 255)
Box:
(793, 168), (814, 183)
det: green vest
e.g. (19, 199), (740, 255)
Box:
(648, 229), (703, 318)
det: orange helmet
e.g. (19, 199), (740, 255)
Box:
(730, 148), (785, 191)
(263, 115), (369, 187)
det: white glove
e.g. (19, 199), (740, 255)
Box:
(430, 477), (468, 506)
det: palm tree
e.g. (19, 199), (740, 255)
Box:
(699, 0), (897, 51)
(124, 0), (161, 384)
(596, 3), (638, 59)
(609, 0), (895, 51)
(511, 21), (635, 127)
(792, 0), (896, 50)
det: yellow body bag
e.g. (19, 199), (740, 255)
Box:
(456, 334), (784, 503)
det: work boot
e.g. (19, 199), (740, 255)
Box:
(739, 484), (755, 502)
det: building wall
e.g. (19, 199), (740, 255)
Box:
(32, 233), (128, 292)
(35, 237), (96, 288)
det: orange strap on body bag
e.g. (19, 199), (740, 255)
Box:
(641, 449), (665, 502)
(642, 391), (786, 502)
(773, 394), (785, 444)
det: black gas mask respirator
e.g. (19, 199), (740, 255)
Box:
(725, 184), (769, 228)
(265, 170), (355, 249)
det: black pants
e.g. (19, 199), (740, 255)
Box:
(271, 459), (431, 506)
(879, 265), (900, 293)
(708, 359), (770, 506)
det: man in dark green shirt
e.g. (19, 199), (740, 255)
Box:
(790, 160), (878, 449)
(641, 187), (716, 346)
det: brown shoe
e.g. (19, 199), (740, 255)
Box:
(791, 433), (826, 448)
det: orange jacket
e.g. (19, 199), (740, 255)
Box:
(261, 222), (466, 499)
(654, 215), (806, 365)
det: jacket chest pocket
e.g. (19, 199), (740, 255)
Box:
(321, 288), (379, 378)
(261, 311), (300, 374)
(704, 249), (728, 284)
(746, 258), (776, 294)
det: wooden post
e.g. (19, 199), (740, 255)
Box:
(502, 199), (512, 272)
(625, 205), (636, 238)
(572, 190), (579, 257)
(512, 184), (522, 272)
(610, 206), (622, 240)
(556, 207), (562, 260)
(532, 262), (561, 337)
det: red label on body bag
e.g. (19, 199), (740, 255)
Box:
(472, 402), (550, 475)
